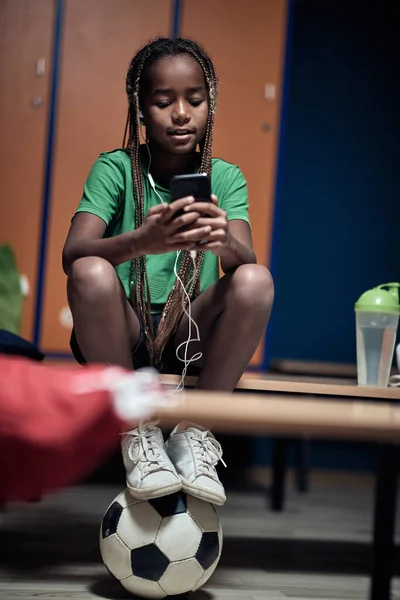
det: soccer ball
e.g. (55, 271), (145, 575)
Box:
(100, 489), (223, 598)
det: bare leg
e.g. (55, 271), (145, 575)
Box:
(164, 265), (272, 503)
(173, 264), (274, 391)
(67, 257), (141, 369)
(67, 258), (185, 503)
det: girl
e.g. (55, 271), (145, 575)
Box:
(62, 37), (274, 506)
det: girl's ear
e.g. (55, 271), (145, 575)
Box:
(139, 109), (145, 125)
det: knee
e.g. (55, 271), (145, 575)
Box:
(67, 257), (118, 301)
(230, 264), (274, 313)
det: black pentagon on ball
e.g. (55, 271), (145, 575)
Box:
(148, 491), (187, 517)
(131, 544), (170, 581)
(196, 531), (219, 570)
(101, 501), (123, 539)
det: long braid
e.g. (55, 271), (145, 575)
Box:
(125, 38), (218, 367)
(126, 45), (156, 362)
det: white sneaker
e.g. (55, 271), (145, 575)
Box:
(122, 421), (182, 500)
(165, 422), (226, 506)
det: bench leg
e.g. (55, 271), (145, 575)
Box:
(370, 443), (398, 600)
(296, 438), (310, 493)
(270, 438), (289, 511)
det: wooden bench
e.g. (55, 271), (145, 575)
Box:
(162, 373), (399, 504)
(158, 377), (400, 600)
(162, 374), (399, 498)
(236, 374), (399, 507)
(162, 371), (398, 399)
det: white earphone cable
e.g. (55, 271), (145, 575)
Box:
(173, 251), (202, 392)
(141, 133), (202, 391)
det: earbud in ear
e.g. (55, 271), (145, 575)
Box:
(138, 110), (145, 125)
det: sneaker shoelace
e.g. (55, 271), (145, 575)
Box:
(125, 421), (172, 476)
(191, 430), (227, 478)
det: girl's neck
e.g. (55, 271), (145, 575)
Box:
(146, 142), (200, 189)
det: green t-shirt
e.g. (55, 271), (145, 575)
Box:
(75, 149), (250, 312)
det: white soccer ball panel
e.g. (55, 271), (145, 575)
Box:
(192, 547), (221, 591)
(159, 558), (204, 596)
(155, 513), (202, 561)
(218, 521), (223, 553)
(186, 495), (220, 532)
(121, 574), (166, 598)
(100, 533), (131, 580)
(117, 502), (161, 549)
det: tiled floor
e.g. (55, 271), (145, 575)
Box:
(1, 475), (400, 599)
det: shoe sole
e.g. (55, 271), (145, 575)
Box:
(127, 480), (182, 500)
(181, 479), (226, 506)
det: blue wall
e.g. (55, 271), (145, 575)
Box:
(255, 0), (398, 470)
(269, 0), (399, 364)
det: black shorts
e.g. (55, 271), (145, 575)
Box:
(70, 312), (201, 376)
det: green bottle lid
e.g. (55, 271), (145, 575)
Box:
(355, 283), (400, 314)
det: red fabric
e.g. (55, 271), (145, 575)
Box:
(0, 357), (125, 503)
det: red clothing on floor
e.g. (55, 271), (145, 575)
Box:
(0, 357), (124, 503)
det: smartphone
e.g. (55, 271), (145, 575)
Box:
(170, 173), (211, 204)
(169, 173), (211, 239)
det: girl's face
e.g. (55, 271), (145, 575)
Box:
(141, 54), (209, 155)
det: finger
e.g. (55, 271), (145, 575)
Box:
(167, 225), (212, 244)
(166, 211), (201, 234)
(184, 202), (223, 217)
(194, 240), (222, 249)
(211, 194), (218, 206)
(147, 203), (169, 217)
(192, 228), (227, 244)
(192, 237), (227, 252)
(174, 226), (212, 243)
(194, 217), (227, 230)
(176, 219), (201, 233)
(161, 196), (195, 223)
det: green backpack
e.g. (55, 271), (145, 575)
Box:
(0, 245), (24, 335)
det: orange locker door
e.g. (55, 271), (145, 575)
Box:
(40, 0), (172, 353)
(181, 0), (288, 365)
(0, 0), (54, 340)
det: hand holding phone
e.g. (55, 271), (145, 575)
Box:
(170, 174), (230, 254)
(136, 173), (228, 256)
(136, 192), (212, 255)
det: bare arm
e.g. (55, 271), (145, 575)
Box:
(62, 213), (140, 275)
(186, 197), (257, 274)
(219, 219), (256, 274)
(62, 198), (213, 275)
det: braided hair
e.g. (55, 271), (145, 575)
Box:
(124, 38), (218, 367)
